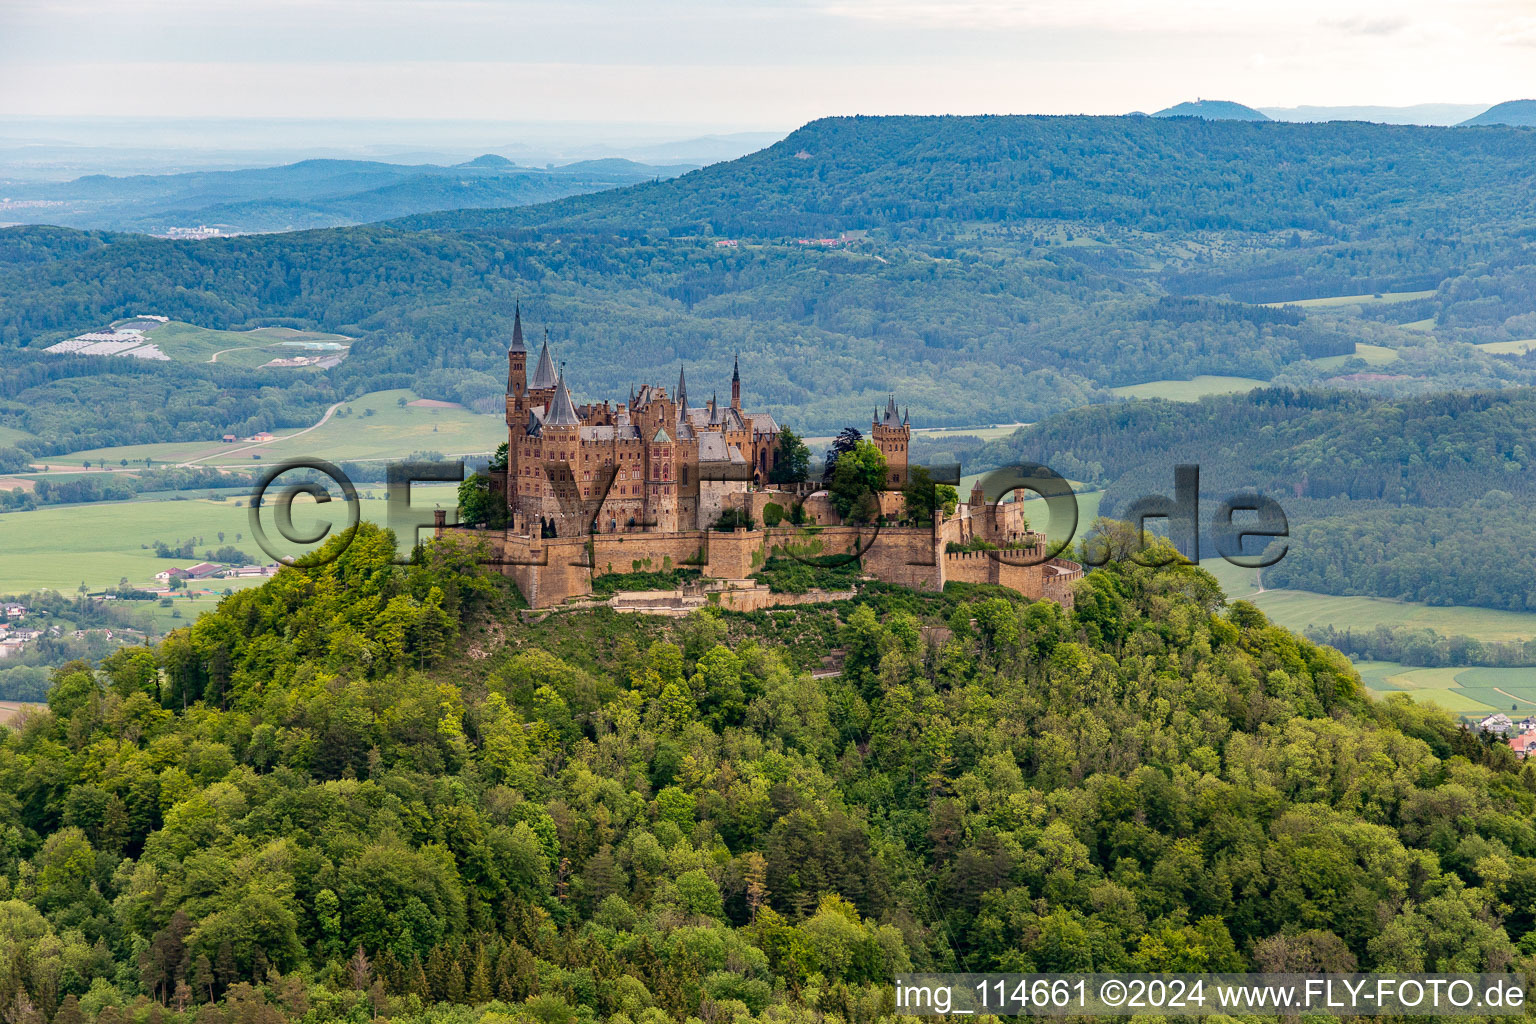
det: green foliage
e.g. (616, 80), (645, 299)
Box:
(768, 428), (810, 485)
(751, 556), (863, 595)
(827, 440), (886, 522)
(760, 502), (784, 527)
(589, 568), (703, 597)
(1309, 622), (1536, 668)
(3, 512), (1536, 1024)
(900, 464), (959, 525)
(711, 507), (755, 532)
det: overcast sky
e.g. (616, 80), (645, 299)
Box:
(2, 0), (1533, 128)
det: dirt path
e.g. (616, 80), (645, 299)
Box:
(177, 400), (347, 467)
(207, 345), (265, 364)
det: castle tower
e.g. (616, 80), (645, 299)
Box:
(506, 302), (527, 419)
(871, 394), (910, 487)
(646, 426), (678, 533)
(677, 365), (689, 421)
(539, 366), (583, 537)
(731, 353), (741, 410)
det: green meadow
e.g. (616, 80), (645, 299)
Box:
(1310, 342), (1401, 370)
(125, 320), (353, 365)
(1266, 289), (1438, 309)
(1109, 376), (1266, 402)
(1203, 559), (1536, 643)
(34, 389), (506, 470)
(1477, 339), (1536, 355)
(0, 483), (461, 595)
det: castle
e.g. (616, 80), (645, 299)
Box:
(457, 308), (1082, 611)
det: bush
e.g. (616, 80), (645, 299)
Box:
(762, 502), (784, 526)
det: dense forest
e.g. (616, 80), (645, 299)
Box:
(4, 116), (1536, 445)
(1, 525), (1533, 1024)
(977, 387), (1536, 614)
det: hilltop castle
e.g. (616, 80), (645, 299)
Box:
(460, 308), (1081, 611)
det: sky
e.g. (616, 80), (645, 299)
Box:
(1, 0), (1533, 129)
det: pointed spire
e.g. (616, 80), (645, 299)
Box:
(676, 364), (688, 412)
(546, 363), (580, 427)
(529, 329), (557, 389)
(903, 406), (909, 425)
(509, 301), (525, 352)
(732, 353), (739, 383)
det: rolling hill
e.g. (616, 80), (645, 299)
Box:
(1461, 99), (1536, 127)
(4, 115), (1536, 450)
(0, 155), (694, 234)
(1151, 99), (1270, 120)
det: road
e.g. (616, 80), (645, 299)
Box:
(176, 400), (347, 467)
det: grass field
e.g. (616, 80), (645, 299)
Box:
(125, 320), (353, 366)
(1109, 376), (1266, 402)
(1311, 343), (1401, 370)
(1477, 339), (1536, 355)
(32, 389), (507, 471)
(0, 482), (461, 594)
(1203, 560), (1536, 643)
(0, 426), (38, 448)
(1346, 661), (1536, 719)
(1265, 289), (1438, 309)
(803, 421), (1029, 448)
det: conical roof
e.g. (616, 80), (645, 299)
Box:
(509, 302), (526, 353)
(530, 331), (558, 389)
(546, 367), (580, 427)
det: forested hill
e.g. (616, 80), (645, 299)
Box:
(980, 387), (1536, 612)
(399, 115), (1536, 237)
(2, 524), (1534, 1024)
(6, 115), (1536, 446)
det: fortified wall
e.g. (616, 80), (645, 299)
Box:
(442, 490), (1081, 612)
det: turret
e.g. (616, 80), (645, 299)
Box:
(731, 353), (741, 410)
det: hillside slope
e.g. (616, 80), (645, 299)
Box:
(0, 525), (1531, 1024)
(1461, 100), (1536, 127)
(4, 116), (1536, 446)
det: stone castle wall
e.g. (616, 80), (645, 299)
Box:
(450, 502), (1076, 610)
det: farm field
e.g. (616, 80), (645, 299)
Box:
(1310, 342), (1401, 369)
(1203, 559), (1536, 643)
(118, 320), (353, 366)
(1477, 339), (1536, 355)
(0, 482), (462, 595)
(33, 389), (506, 470)
(1265, 289), (1438, 309)
(1109, 376), (1266, 402)
(1349, 661), (1536, 719)
(0, 426), (38, 448)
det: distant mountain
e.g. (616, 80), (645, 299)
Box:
(1261, 104), (1488, 126)
(455, 153), (515, 168)
(1151, 100), (1270, 121)
(1461, 100), (1536, 127)
(0, 155), (698, 234)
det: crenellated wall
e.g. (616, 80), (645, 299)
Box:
(444, 494), (1079, 610)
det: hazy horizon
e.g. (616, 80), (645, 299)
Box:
(3, 0), (1532, 127)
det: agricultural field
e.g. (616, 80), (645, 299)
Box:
(32, 389), (506, 470)
(1109, 376), (1266, 402)
(115, 320), (352, 366)
(0, 481), (461, 594)
(1349, 661), (1536, 719)
(1310, 342), (1401, 370)
(1265, 289), (1438, 309)
(1203, 559), (1536, 643)
(1476, 339), (1536, 355)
